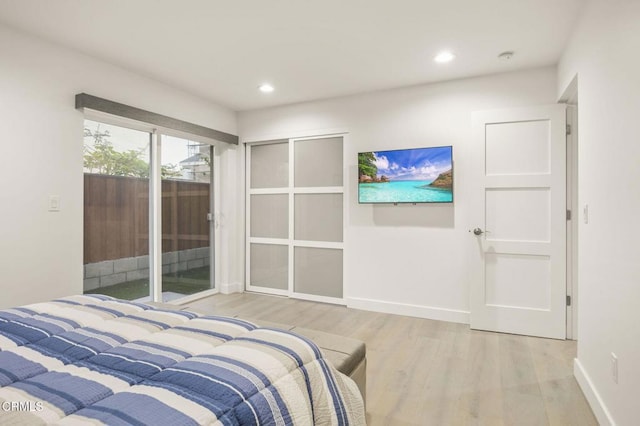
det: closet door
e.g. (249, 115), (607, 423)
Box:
(246, 136), (345, 304)
(246, 141), (290, 295)
(292, 136), (344, 302)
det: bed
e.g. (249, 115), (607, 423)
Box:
(0, 295), (365, 425)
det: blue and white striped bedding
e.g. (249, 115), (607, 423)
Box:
(0, 295), (365, 425)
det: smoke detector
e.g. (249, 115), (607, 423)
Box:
(498, 51), (514, 61)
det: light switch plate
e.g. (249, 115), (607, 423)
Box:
(583, 204), (588, 224)
(49, 195), (60, 212)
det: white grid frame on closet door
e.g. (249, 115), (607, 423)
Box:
(245, 134), (347, 305)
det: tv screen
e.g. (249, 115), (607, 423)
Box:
(358, 146), (453, 204)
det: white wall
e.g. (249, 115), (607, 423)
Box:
(239, 67), (557, 323)
(0, 24), (239, 308)
(558, 1), (640, 424)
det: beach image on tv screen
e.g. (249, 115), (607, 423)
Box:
(358, 146), (453, 203)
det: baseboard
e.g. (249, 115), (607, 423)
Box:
(220, 282), (243, 295)
(574, 358), (615, 425)
(346, 297), (469, 324)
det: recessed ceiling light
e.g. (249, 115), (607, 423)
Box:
(258, 83), (274, 93)
(434, 51), (456, 63)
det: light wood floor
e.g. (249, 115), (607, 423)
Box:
(184, 293), (597, 426)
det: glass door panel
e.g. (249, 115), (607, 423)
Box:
(247, 142), (290, 293)
(294, 194), (343, 242)
(294, 136), (343, 187)
(83, 120), (151, 301)
(160, 135), (213, 302)
(250, 243), (288, 290)
(294, 247), (343, 298)
(250, 142), (289, 188)
(250, 194), (288, 238)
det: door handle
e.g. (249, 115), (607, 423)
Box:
(208, 212), (221, 229)
(472, 227), (485, 236)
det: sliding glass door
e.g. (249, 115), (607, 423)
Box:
(83, 118), (217, 303)
(160, 136), (214, 302)
(83, 120), (152, 300)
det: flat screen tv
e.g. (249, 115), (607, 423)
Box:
(358, 145), (453, 204)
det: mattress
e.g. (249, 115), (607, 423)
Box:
(0, 295), (365, 425)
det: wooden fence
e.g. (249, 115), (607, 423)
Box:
(84, 174), (210, 264)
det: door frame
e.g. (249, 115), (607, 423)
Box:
(561, 78), (579, 340)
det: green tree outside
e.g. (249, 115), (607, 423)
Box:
(84, 126), (181, 178)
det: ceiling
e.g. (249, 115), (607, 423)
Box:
(0, 0), (586, 111)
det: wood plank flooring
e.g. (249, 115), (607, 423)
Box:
(183, 293), (597, 426)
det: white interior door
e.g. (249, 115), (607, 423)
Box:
(470, 105), (567, 339)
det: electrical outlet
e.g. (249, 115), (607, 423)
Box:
(611, 352), (618, 384)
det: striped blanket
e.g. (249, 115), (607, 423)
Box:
(0, 295), (365, 425)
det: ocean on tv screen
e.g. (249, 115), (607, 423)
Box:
(359, 180), (452, 203)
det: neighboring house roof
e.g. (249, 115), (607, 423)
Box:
(180, 154), (207, 166)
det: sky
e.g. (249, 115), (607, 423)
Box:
(371, 146), (452, 181)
